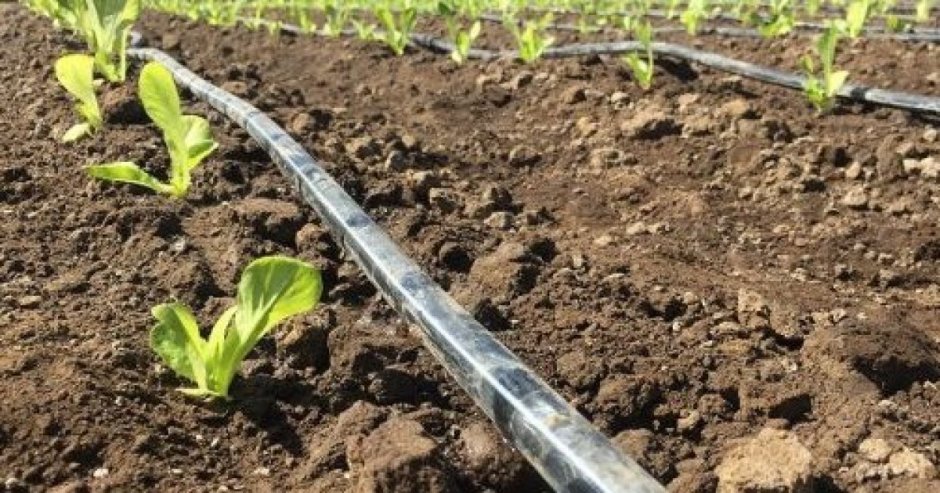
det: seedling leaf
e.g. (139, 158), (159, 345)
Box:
(55, 54), (102, 142)
(86, 161), (173, 194)
(151, 302), (209, 392)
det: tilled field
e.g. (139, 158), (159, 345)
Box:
(1, 3), (939, 492)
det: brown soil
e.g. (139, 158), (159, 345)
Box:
(2, 3), (939, 492)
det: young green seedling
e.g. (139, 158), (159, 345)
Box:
(507, 14), (555, 64)
(151, 256), (322, 399)
(801, 24), (849, 113)
(376, 6), (418, 56)
(680, 0), (708, 35)
(55, 54), (103, 143)
(916, 0), (935, 22)
(322, 2), (349, 37)
(351, 19), (378, 41)
(438, 1), (481, 65)
(87, 61), (218, 198)
(623, 20), (655, 90)
(844, 0), (872, 38)
(72, 0), (141, 82)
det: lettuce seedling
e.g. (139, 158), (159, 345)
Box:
(680, 0), (708, 35)
(507, 14), (555, 64)
(322, 2), (349, 37)
(801, 24), (849, 113)
(152, 256), (322, 399)
(916, 0), (935, 22)
(844, 0), (872, 38)
(55, 54), (103, 143)
(88, 61), (218, 198)
(438, 1), (481, 65)
(72, 0), (141, 82)
(376, 6), (418, 56)
(623, 20), (654, 90)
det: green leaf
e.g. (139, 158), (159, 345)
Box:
(55, 54), (98, 112)
(151, 302), (209, 391)
(233, 256), (322, 346)
(86, 161), (171, 194)
(55, 54), (102, 135)
(827, 70), (850, 97)
(138, 61), (183, 138)
(182, 115), (218, 167)
(63, 123), (93, 143)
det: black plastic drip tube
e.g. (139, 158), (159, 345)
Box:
(479, 12), (940, 41)
(406, 35), (940, 116)
(127, 46), (666, 493)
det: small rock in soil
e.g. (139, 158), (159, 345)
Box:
(346, 418), (456, 493)
(458, 421), (526, 480)
(16, 295), (42, 308)
(610, 91), (629, 106)
(508, 145), (540, 167)
(923, 127), (938, 143)
(221, 80), (251, 98)
(161, 32), (181, 51)
(844, 161), (864, 180)
(346, 136), (380, 160)
(613, 428), (654, 465)
(620, 106), (681, 140)
(562, 85), (586, 104)
(887, 449), (937, 479)
(841, 186), (869, 209)
(736, 289), (770, 331)
(715, 428), (814, 493)
(483, 211), (514, 230)
(405, 170), (437, 196)
(858, 437), (895, 463)
(903, 157), (940, 179)
(719, 99), (758, 121)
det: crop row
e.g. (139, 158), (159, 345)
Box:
(125, 0), (940, 111)
(19, 0), (327, 401)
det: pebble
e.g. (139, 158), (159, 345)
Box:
(840, 186), (869, 209)
(17, 295), (42, 308)
(859, 438), (895, 463)
(483, 212), (514, 230)
(610, 91), (629, 105)
(887, 449), (936, 479)
(844, 161), (863, 180)
(562, 86), (586, 104)
(92, 468), (109, 479)
(715, 428), (814, 493)
(924, 128), (938, 143)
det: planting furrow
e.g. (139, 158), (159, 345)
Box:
(127, 45), (667, 493)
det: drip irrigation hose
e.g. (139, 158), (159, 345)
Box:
(480, 12), (940, 41)
(405, 34), (940, 116)
(126, 46), (666, 493)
